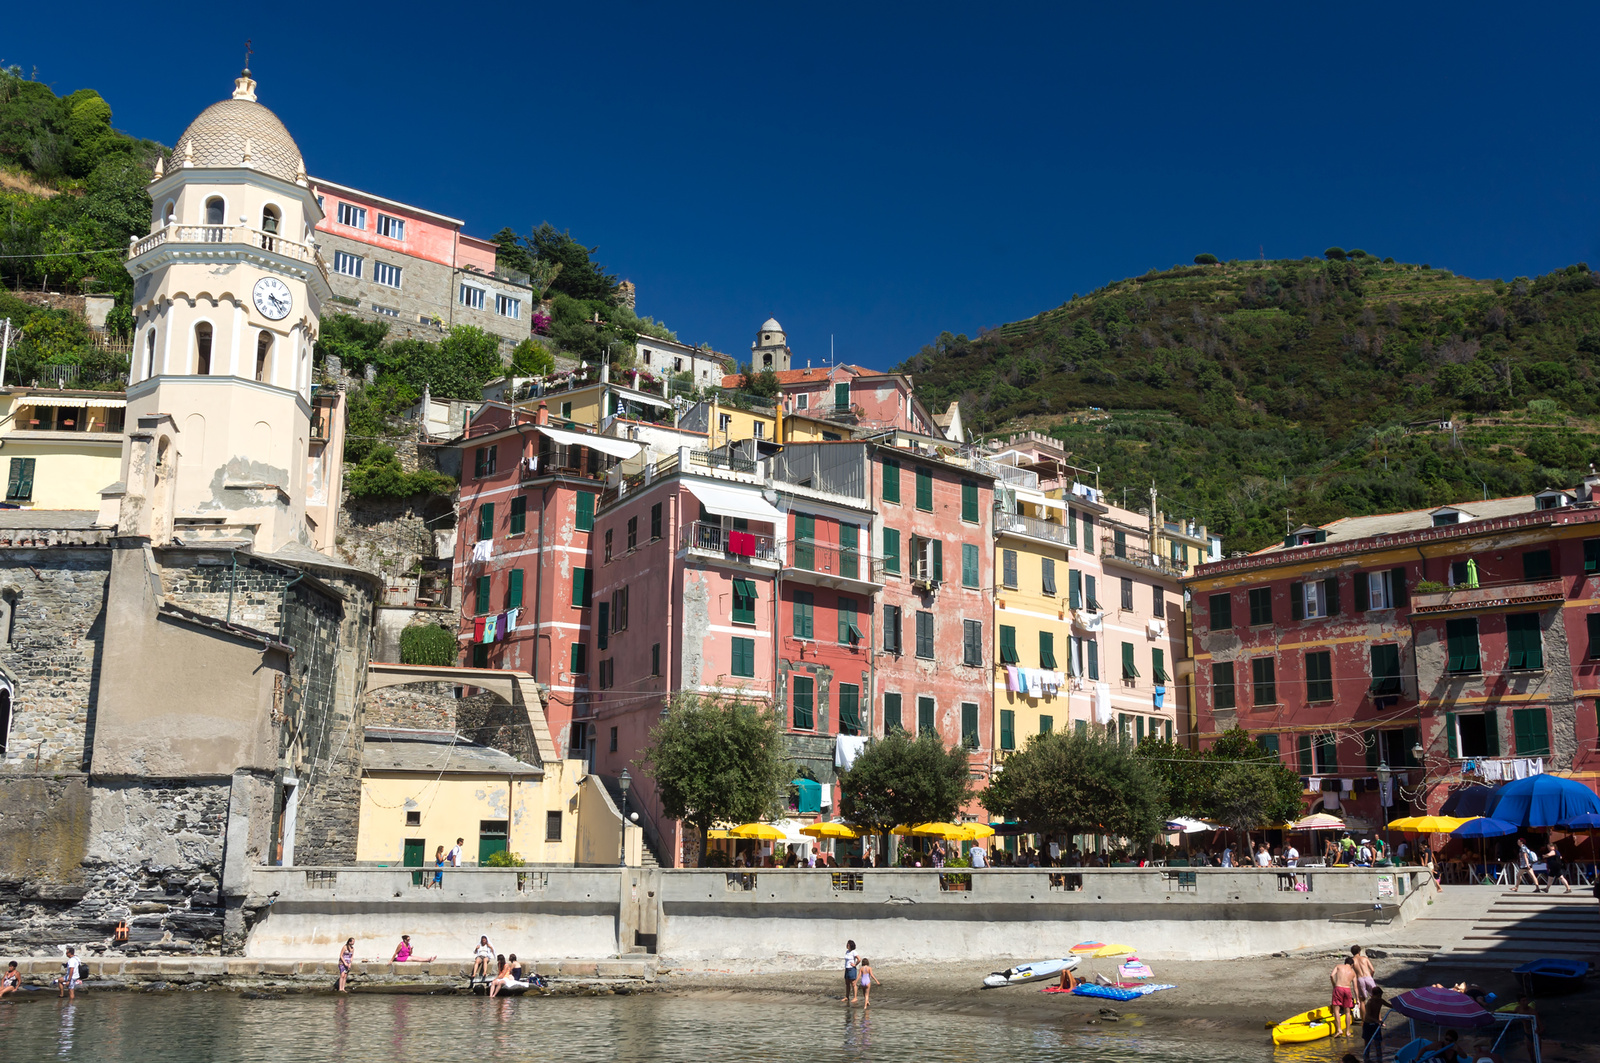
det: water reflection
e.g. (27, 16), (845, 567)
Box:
(0, 992), (1374, 1063)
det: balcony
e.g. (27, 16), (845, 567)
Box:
(1409, 577), (1566, 616)
(995, 510), (1071, 548)
(1101, 541), (1188, 577)
(783, 539), (882, 594)
(680, 521), (778, 566)
(129, 223), (330, 285)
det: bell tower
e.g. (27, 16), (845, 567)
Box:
(110, 69), (332, 552)
(752, 317), (791, 372)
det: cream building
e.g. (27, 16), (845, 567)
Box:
(0, 388), (126, 510)
(107, 69), (345, 553)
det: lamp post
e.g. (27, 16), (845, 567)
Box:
(1376, 761), (1393, 864)
(618, 768), (631, 867)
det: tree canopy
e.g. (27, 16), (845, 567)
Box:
(1134, 729), (1302, 833)
(838, 729), (975, 841)
(984, 728), (1168, 844)
(639, 695), (789, 864)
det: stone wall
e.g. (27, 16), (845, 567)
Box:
(363, 682), (459, 731)
(336, 493), (455, 591)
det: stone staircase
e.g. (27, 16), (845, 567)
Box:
(1427, 889), (1600, 971)
(599, 774), (662, 868)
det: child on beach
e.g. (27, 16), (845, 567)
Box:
(0, 960), (19, 998)
(337, 938), (354, 993)
(857, 958), (880, 1006)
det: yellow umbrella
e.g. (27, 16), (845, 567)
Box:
(1087, 943), (1136, 958)
(909, 822), (969, 839)
(959, 823), (997, 840)
(1387, 815), (1475, 833)
(706, 829), (735, 839)
(800, 821), (865, 839)
(730, 822), (787, 840)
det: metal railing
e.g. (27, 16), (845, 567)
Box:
(1101, 540), (1189, 576)
(688, 448), (757, 474)
(785, 539), (868, 582)
(996, 510), (1071, 547)
(680, 521), (778, 562)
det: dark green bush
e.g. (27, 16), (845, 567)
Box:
(399, 624), (457, 666)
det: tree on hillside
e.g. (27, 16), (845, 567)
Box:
(838, 730), (975, 847)
(984, 729), (1166, 844)
(1324, 246), (1348, 261)
(494, 223), (617, 302)
(510, 338), (555, 378)
(639, 695), (789, 865)
(1194, 253), (1219, 265)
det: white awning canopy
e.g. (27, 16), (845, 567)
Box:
(685, 480), (782, 524)
(17, 395), (126, 409)
(538, 424), (641, 460)
(1014, 488), (1066, 513)
(616, 389), (673, 410)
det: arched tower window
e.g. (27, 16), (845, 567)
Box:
(163, 201), (175, 224)
(261, 206), (280, 251)
(145, 328), (158, 379)
(195, 322), (213, 376)
(204, 197), (225, 241)
(255, 330), (273, 383)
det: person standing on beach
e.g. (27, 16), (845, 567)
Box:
(1350, 945), (1377, 1010)
(1362, 986), (1386, 1062)
(57, 947), (82, 1000)
(337, 938), (354, 993)
(842, 939), (860, 1003)
(1330, 958), (1358, 1034)
(857, 958), (880, 1007)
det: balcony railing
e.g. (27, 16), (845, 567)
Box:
(130, 223), (330, 284)
(784, 539), (878, 587)
(680, 521), (777, 563)
(1410, 576), (1566, 615)
(1101, 540), (1188, 576)
(995, 510), (1071, 547)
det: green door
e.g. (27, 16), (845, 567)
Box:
(478, 820), (509, 864)
(404, 838), (425, 886)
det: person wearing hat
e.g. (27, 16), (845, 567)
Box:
(1357, 839), (1375, 866)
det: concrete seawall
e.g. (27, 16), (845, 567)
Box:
(241, 865), (1429, 966)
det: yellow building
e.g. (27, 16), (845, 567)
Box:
(0, 388), (126, 510)
(357, 728), (591, 867)
(993, 490), (1075, 754)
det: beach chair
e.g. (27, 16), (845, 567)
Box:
(1394, 1037), (1434, 1063)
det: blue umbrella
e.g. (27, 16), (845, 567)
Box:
(1452, 817), (1520, 838)
(1555, 812), (1600, 831)
(1440, 785), (1499, 818)
(1489, 775), (1600, 829)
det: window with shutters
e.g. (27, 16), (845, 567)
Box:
(570, 641), (587, 674)
(650, 503), (662, 540)
(883, 692), (903, 732)
(794, 514), (815, 570)
(1297, 734), (1313, 774)
(611, 587), (630, 631)
(1039, 630), (1058, 669)
(597, 602), (610, 650)
(509, 496), (527, 535)
(1068, 508), (1078, 548)
(1085, 575), (1101, 610)
(575, 491), (594, 531)
(627, 517), (637, 550)
(793, 591), (814, 639)
(1370, 643), (1401, 695)
(1453, 710), (1498, 758)
(1248, 587), (1272, 626)
(1512, 707), (1550, 756)
(918, 696), (936, 736)
(604, 529), (613, 563)
(475, 575), (491, 615)
(471, 643), (490, 667)
(506, 569), (524, 610)
(1081, 512), (1094, 550)
(1114, 528), (1127, 558)
(840, 523), (860, 579)
(883, 604), (902, 654)
(1446, 617), (1481, 673)
(477, 502), (495, 541)
(572, 567), (591, 607)
(732, 579), (757, 625)
(1505, 613), (1543, 671)
(1000, 709), (1016, 751)
(1086, 637), (1099, 680)
(961, 702), (979, 748)
(1314, 733), (1337, 773)
(1251, 656), (1276, 705)
(1121, 577), (1134, 610)
(962, 543), (979, 588)
(651, 643), (660, 676)
(1041, 715), (1054, 734)
(915, 611), (934, 658)
(1152, 647), (1170, 683)
(1120, 641), (1139, 679)
(1213, 662), (1236, 709)
(1001, 549), (1018, 589)
(4, 457), (35, 502)
(911, 536), (942, 583)
(961, 481), (979, 523)
(915, 468), (933, 511)
(474, 445), (497, 478)
(1293, 577), (1338, 620)
(730, 637), (755, 678)
(1153, 585), (1164, 618)
(838, 597), (861, 644)
(999, 624), (1019, 664)
(839, 684), (862, 735)
(1523, 549), (1553, 580)
(1041, 557), (1057, 596)
(1588, 613), (1600, 660)
(962, 619), (983, 666)
(882, 459), (901, 503)
(1305, 650), (1333, 701)
(1586, 539), (1600, 575)
(1209, 592), (1233, 631)
(1069, 569), (1082, 609)
(792, 676), (815, 730)
(883, 529), (901, 575)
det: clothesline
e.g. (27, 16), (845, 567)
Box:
(472, 607), (521, 644)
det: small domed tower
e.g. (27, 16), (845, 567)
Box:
(112, 69), (331, 550)
(751, 316), (791, 372)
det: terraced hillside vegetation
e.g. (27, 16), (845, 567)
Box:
(899, 256), (1600, 551)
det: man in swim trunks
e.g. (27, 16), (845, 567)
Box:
(1331, 958), (1358, 1034)
(1350, 944), (1377, 1016)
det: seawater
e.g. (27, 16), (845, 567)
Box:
(0, 992), (1361, 1063)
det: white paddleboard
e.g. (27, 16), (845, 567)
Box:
(982, 956), (1079, 988)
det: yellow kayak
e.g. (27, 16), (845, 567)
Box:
(1271, 1006), (1339, 1044)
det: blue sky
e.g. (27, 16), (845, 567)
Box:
(10, 3), (1598, 369)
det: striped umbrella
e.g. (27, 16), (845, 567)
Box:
(1389, 987), (1494, 1028)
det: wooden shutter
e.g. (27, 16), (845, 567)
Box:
(575, 491), (594, 531)
(1000, 625), (1018, 664)
(961, 481), (978, 523)
(1069, 569), (1082, 609)
(597, 601), (609, 649)
(1039, 631), (1056, 668)
(1354, 571), (1369, 612)
(1446, 711), (1458, 759)
(932, 539), (943, 582)
(882, 459), (900, 503)
(883, 528), (900, 574)
(478, 502), (494, 540)
(1390, 568), (1408, 608)
(507, 568), (523, 609)
(1324, 577), (1340, 616)
(1482, 709), (1500, 756)
(1290, 581), (1304, 621)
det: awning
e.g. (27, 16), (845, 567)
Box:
(618, 389), (673, 410)
(17, 395), (126, 409)
(538, 424), (641, 460)
(1014, 488), (1066, 513)
(684, 480), (782, 524)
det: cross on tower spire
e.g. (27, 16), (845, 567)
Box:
(243, 38), (252, 74)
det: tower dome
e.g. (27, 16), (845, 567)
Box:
(175, 71), (304, 184)
(761, 317), (783, 333)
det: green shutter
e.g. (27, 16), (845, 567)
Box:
(839, 684), (861, 734)
(575, 491), (594, 531)
(1039, 631), (1057, 668)
(478, 502), (495, 540)
(932, 539), (943, 582)
(1069, 569), (1082, 609)
(883, 528), (900, 574)
(793, 591), (813, 639)
(1507, 613), (1543, 670)
(1297, 735), (1313, 774)
(732, 579), (756, 624)
(1122, 641), (1139, 678)
(570, 642), (585, 673)
(509, 496), (526, 535)
(793, 677), (814, 729)
(1040, 715), (1054, 734)
(918, 696), (935, 735)
(1000, 625), (1019, 664)
(882, 459), (900, 503)
(1447, 618), (1480, 673)
(1446, 711), (1458, 759)
(573, 567), (590, 606)
(1000, 709), (1015, 750)
(961, 480), (978, 523)
(883, 693), (902, 732)
(475, 575), (491, 615)
(962, 543), (979, 588)
(1366, 730), (1381, 767)
(839, 523), (859, 579)
(1482, 708), (1500, 756)
(1371, 643), (1402, 695)
(1086, 638), (1099, 680)
(1586, 539), (1600, 574)
(915, 468), (933, 511)
(732, 637), (755, 678)
(961, 703), (979, 748)
(6, 457), (35, 502)
(507, 568), (523, 608)
(795, 514), (815, 570)
(1152, 647), (1168, 683)
(1512, 708), (1550, 756)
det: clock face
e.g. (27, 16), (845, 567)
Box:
(253, 276), (293, 321)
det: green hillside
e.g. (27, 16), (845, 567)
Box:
(898, 256), (1600, 552)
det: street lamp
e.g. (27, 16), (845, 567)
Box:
(618, 768), (632, 867)
(1376, 761), (1393, 863)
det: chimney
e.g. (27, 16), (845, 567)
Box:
(536, 401), (549, 426)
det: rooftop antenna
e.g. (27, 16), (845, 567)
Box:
(830, 334), (835, 370)
(1260, 244), (1265, 261)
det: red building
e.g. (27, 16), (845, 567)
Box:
(722, 365), (945, 437)
(1185, 490), (1600, 831)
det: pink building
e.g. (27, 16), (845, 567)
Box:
(722, 365), (945, 437)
